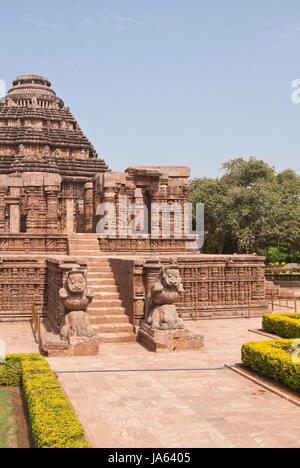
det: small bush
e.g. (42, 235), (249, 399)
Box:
(0, 354), (90, 448)
(242, 340), (300, 392)
(0, 354), (23, 386)
(263, 313), (300, 339)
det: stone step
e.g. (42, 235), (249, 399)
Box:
(88, 306), (125, 315)
(88, 284), (117, 290)
(69, 250), (102, 256)
(89, 299), (122, 307)
(87, 273), (113, 278)
(69, 241), (100, 246)
(91, 298), (121, 306)
(89, 314), (129, 324)
(69, 238), (98, 241)
(86, 262), (111, 268)
(96, 332), (137, 343)
(87, 278), (115, 285)
(87, 283), (116, 289)
(68, 232), (98, 239)
(87, 266), (112, 272)
(91, 292), (120, 300)
(88, 303), (125, 317)
(87, 285), (118, 292)
(87, 267), (112, 273)
(87, 270), (114, 277)
(71, 261), (109, 267)
(92, 323), (133, 333)
(86, 260), (109, 264)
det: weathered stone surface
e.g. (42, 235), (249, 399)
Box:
(40, 317), (100, 357)
(0, 72), (268, 345)
(59, 268), (95, 339)
(144, 261), (184, 330)
(138, 322), (204, 353)
(42, 336), (99, 357)
(68, 336), (99, 356)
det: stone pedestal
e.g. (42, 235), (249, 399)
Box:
(41, 335), (100, 357)
(40, 319), (100, 357)
(68, 336), (99, 356)
(138, 322), (204, 353)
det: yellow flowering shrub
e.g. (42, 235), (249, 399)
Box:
(242, 340), (300, 392)
(263, 313), (300, 339)
(0, 354), (90, 448)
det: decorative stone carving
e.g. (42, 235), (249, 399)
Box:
(144, 261), (184, 330)
(18, 144), (25, 155)
(138, 260), (204, 352)
(44, 146), (51, 157)
(59, 269), (95, 340)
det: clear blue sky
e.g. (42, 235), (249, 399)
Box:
(1, 0), (300, 177)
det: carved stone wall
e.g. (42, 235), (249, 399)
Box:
(0, 234), (68, 253)
(99, 237), (198, 254)
(109, 254), (267, 325)
(46, 258), (88, 331)
(0, 258), (46, 319)
(94, 166), (198, 254)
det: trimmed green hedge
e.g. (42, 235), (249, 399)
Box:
(265, 274), (300, 281)
(242, 340), (300, 392)
(263, 313), (300, 339)
(0, 354), (90, 448)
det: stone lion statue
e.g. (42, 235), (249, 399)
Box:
(144, 262), (185, 330)
(59, 269), (95, 340)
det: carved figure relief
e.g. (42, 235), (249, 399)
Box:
(59, 269), (95, 340)
(144, 261), (185, 330)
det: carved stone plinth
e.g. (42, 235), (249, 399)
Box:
(41, 336), (100, 357)
(67, 336), (100, 356)
(40, 318), (100, 357)
(138, 322), (204, 353)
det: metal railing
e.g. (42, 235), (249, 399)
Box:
(178, 295), (260, 320)
(269, 291), (298, 313)
(177, 292), (299, 321)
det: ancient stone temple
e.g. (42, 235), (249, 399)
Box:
(0, 75), (267, 352)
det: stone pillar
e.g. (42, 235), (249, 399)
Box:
(98, 187), (117, 238)
(45, 185), (59, 233)
(66, 199), (75, 233)
(130, 188), (146, 236)
(133, 259), (146, 326)
(76, 200), (85, 233)
(84, 182), (94, 233)
(143, 258), (163, 296)
(8, 187), (21, 233)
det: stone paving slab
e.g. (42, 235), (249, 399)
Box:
(0, 322), (39, 354)
(47, 317), (300, 448)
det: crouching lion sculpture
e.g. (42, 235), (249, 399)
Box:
(144, 262), (185, 330)
(59, 269), (95, 340)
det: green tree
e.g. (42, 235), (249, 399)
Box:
(191, 157), (300, 257)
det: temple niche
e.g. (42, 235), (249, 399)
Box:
(0, 74), (267, 354)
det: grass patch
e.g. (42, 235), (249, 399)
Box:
(0, 388), (18, 448)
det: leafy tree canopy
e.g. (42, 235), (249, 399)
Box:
(191, 157), (300, 259)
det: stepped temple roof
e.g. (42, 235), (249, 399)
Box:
(0, 75), (109, 177)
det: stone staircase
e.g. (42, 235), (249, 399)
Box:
(68, 233), (136, 343)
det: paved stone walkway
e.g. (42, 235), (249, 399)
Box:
(46, 317), (300, 448)
(0, 322), (39, 354)
(1, 317), (299, 448)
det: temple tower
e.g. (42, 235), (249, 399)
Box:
(0, 75), (109, 233)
